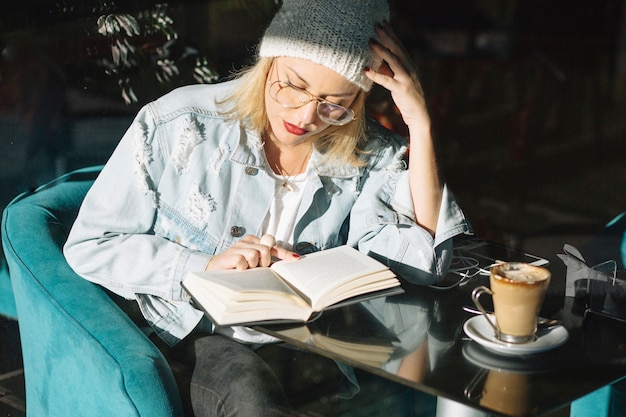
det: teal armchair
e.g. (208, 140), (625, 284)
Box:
(1, 166), (184, 416)
(0, 256), (17, 319)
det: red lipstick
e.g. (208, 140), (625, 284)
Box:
(283, 121), (308, 136)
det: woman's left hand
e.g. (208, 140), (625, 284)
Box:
(365, 21), (430, 131)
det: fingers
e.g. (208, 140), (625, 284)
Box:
(258, 234), (301, 262)
(369, 42), (414, 88)
(205, 248), (265, 271)
(205, 234), (270, 270)
(369, 22), (419, 86)
(376, 22), (411, 66)
(205, 234), (300, 271)
(205, 254), (246, 271)
(260, 234), (301, 262)
(272, 245), (301, 262)
(259, 234), (276, 248)
(366, 21), (429, 128)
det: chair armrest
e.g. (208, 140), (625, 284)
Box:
(1, 169), (184, 417)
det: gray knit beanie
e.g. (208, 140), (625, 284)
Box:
(258, 0), (390, 91)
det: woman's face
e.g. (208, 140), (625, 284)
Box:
(265, 57), (360, 147)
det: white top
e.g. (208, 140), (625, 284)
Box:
(222, 163), (312, 344)
(261, 165), (312, 251)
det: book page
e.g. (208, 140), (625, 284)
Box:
(321, 270), (398, 307)
(191, 268), (294, 294)
(270, 246), (394, 310)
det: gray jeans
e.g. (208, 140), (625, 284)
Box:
(187, 335), (292, 417)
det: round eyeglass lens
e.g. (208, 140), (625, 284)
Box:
(273, 83), (304, 107)
(318, 102), (354, 125)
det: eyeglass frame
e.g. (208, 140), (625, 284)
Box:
(267, 73), (357, 126)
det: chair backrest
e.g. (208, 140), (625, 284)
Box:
(1, 166), (184, 417)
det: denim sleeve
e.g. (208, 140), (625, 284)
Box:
(63, 105), (211, 302)
(347, 140), (472, 285)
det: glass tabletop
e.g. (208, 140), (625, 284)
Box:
(257, 239), (626, 417)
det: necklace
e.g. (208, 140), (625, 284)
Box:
(264, 145), (312, 192)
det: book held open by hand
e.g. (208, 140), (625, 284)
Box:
(182, 245), (402, 326)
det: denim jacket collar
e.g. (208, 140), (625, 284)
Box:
(229, 124), (361, 180)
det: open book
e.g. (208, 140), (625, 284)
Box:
(182, 245), (402, 326)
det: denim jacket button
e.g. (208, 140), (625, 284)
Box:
(230, 226), (245, 237)
(245, 166), (258, 176)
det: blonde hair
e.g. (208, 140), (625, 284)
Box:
(219, 58), (368, 167)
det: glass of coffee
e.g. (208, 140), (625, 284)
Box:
(472, 262), (551, 344)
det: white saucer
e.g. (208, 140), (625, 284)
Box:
(463, 315), (569, 356)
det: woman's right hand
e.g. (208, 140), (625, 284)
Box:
(205, 234), (300, 271)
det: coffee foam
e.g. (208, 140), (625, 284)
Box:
(496, 262), (550, 283)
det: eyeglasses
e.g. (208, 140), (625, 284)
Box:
(268, 80), (356, 126)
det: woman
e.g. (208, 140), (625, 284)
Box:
(64, 0), (471, 415)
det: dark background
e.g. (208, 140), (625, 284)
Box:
(1, 0), (624, 253)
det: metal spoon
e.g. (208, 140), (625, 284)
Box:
(462, 306), (562, 330)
